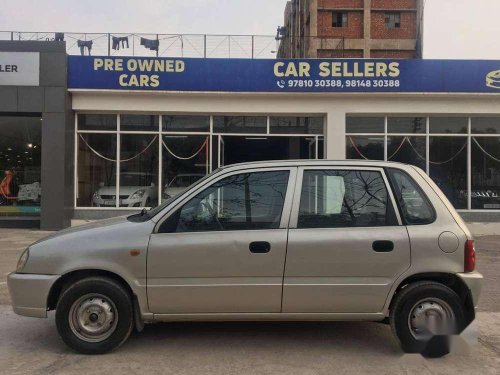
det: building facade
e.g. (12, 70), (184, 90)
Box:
(0, 41), (73, 230)
(2, 41), (500, 230)
(278, 0), (424, 58)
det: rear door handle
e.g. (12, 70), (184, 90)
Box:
(372, 240), (394, 253)
(249, 241), (271, 253)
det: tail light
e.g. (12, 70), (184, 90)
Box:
(464, 240), (476, 273)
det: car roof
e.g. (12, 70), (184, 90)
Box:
(218, 159), (416, 173)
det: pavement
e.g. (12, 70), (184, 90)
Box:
(0, 229), (499, 374)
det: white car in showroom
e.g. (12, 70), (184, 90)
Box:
(163, 173), (204, 200)
(92, 172), (158, 208)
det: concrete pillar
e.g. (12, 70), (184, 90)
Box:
(416, 0), (424, 58)
(40, 110), (73, 230)
(309, 0), (318, 58)
(325, 112), (346, 160)
(363, 0), (371, 58)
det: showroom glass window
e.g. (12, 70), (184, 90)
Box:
(77, 114), (118, 207)
(270, 117), (324, 134)
(76, 114), (325, 210)
(162, 116), (210, 201)
(346, 117), (385, 161)
(212, 116), (324, 170)
(471, 117), (500, 209)
(76, 114), (210, 209)
(0, 115), (42, 217)
(345, 115), (500, 211)
(214, 116), (267, 134)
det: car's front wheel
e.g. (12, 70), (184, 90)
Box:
(390, 281), (466, 358)
(56, 277), (134, 354)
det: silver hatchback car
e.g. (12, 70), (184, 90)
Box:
(8, 160), (482, 356)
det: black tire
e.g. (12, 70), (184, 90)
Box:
(390, 281), (466, 358)
(55, 277), (134, 354)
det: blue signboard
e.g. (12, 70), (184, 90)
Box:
(68, 56), (500, 94)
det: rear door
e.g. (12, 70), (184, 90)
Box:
(282, 166), (411, 313)
(147, 167), (296, 314)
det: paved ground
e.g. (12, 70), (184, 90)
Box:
(0, 229), (499, 374)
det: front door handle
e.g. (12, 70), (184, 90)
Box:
(249, 241), (271, 253)
(372, 240), (394, 253)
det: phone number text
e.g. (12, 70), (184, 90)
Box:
(285, 79), (401, 89)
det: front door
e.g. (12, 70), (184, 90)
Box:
(282, 167), (411, 313)
(147, 167), (296, 314)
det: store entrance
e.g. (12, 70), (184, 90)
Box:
(218, 135), (322, 167)
(0, 115), (42, 221)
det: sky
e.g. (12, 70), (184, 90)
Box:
(1, 0), (500, 59)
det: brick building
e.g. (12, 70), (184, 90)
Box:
(278, 0), (424, 58)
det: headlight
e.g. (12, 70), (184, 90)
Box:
(93, 191), (100, 200)
(16, 248), (30, 273)
(130, 189), (146, 200)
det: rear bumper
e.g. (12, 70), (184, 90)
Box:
(7, 272), (60, 318)
(457, 271), (483, 308)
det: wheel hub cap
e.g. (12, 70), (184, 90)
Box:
(69, 294), (118, 343)
(408, 298), (455, 340)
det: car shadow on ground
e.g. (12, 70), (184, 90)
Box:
(122, 320), (402, 356)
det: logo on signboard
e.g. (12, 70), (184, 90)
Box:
(486, 69), (500, 89)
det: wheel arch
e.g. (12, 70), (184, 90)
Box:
(388, 272), (475, 325)
(47, 269), (134, 311)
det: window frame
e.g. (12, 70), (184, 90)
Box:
(385, 12), (401, 29)
(289, 166), (402, 229)
(332, 12), (348, 28)
(154, 166), (298, 234)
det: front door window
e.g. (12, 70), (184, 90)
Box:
(160, 170), (290, 233)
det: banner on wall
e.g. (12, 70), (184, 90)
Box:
(68, 56), (500, 94)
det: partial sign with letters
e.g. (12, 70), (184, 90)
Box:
(0, 52), (40, 86)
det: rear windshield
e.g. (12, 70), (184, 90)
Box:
(388, 168), (436, 225)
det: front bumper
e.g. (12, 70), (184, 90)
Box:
(457, 271), (483, 308)
(7, 272), (60, 318)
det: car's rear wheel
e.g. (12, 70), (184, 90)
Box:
(56, 277), (134, 354)
(390, 281), (466, 358)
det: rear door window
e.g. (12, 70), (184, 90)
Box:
(388, 169), (435, 225)
(297, 169), (398, 228)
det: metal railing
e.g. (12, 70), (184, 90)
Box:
(0, 31), (283, 59)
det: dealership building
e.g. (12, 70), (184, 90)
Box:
(1, 40), (500, 230)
